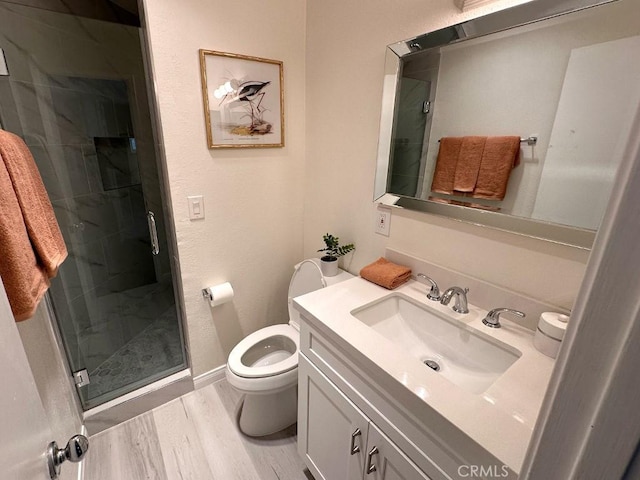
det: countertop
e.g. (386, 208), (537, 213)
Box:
(293, 276), (555, 473)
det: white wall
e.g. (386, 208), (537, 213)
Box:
(141, 0), (306, 375)
(304, 0), (590, 311)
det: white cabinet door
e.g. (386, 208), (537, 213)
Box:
(0, 281), (55, 479)
(298, 355), (370, 480)
(365, 423), (432, 480)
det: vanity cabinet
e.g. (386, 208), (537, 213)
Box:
(298, 355), (431, 480)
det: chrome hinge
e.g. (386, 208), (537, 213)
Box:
(73, 369), (90, 387)
(422, 100), (431, 114)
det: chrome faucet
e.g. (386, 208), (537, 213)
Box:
(440, 286), (469, 314)
(416, 273), (440, 301)
(482, 308), (526, 328)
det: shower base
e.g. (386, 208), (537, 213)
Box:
(85, 309), (183, 401)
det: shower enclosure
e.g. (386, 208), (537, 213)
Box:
(388, 52), (440, 198)
(0, 2), (187, 410)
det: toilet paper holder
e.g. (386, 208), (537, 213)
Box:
(202, 282), (235, 307)
(202, 288), (213, 301)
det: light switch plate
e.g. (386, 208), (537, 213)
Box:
(188, 195), (204, 220)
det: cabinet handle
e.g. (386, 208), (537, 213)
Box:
(350, 428), (361, 455)
(366, 446), (379, 474)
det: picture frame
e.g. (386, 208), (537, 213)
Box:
(199, 49), (285, 149)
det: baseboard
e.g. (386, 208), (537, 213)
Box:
(193, 364), (226, 389)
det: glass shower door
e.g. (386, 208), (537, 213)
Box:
(0, 2), (187, 409)
(389, 77), (432, 197)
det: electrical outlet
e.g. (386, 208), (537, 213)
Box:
(375, 210), (391, 236)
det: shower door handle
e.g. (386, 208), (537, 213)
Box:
(147, 211), (160, 255)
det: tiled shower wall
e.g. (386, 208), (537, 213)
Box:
(0, 3), (172, 375)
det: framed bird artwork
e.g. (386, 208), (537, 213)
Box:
(199, 50), (284, 148)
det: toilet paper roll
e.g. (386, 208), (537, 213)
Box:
(203, 282), (234, 307)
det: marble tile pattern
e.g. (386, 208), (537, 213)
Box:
(65, 281), (175, 368)
(85, 380), (314, 480)
(83, 308), (183, 405)
(72, 281), (184, 405)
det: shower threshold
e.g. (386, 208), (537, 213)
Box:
(83, 368), (193, 434)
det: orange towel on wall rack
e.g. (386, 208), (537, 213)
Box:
(472, 136), (521, 200)
(453, 136), (486, 192)
(0, 129), (67, 321)
(431, 137), (463, 194)
(431, 135), (521, 201)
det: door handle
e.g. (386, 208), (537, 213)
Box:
(47, 434), (89, 479)
(366, 445), (379, 474)
(350, 428), (361, 455)
(147, 211), (160, 255)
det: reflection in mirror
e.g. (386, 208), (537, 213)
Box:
(375, 0), (640, 248)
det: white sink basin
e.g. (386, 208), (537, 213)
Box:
(351, 293), (521, 394)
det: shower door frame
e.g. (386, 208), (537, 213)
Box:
(0, 0), (193, 427)
(47, 31), (194, 428)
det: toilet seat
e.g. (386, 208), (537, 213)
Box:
(227, 324), (299, 378)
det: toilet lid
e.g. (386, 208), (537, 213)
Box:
(228, 324), (299, 378)
(287, 260), (325, 322)
(289, 259), (326, 298)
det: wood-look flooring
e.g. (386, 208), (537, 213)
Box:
(85, 379), (312, 479)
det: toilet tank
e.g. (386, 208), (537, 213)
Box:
(287, 259), (354, 330)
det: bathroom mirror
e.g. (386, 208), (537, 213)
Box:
(374, 0), (640, 248)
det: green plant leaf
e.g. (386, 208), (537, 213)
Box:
(318, 233), (355, 258)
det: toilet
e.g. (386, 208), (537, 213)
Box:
(225, 258), (353, 436)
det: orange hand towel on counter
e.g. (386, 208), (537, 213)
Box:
(0, 129), (67, 321)
(360, 258), (411, 290)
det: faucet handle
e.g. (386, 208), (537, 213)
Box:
(482, 308), (525, 329)
(416, 273), (440, 301)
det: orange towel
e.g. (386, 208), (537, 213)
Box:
(360, 258), (411, 290)
(453, 136), (486, 193)
(430, 137), (463, 195)
(472, 136), (521, 200)
(0, 130), (67, 321)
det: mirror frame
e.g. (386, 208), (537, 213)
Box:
(374, 0), (619, 249)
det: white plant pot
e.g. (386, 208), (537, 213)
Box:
(320, 257), (339, 277)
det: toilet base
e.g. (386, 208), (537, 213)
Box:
(238, 385), (298, 437)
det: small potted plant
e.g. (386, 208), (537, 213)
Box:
(317, 233), (355, 277)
